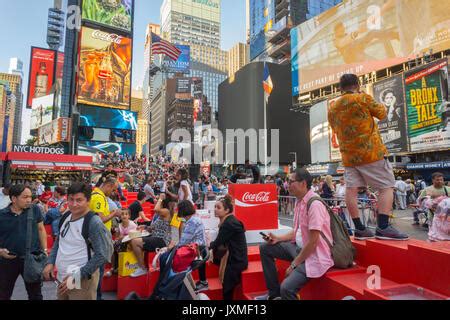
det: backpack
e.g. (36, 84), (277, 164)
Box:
(58, 212), (96, 260)
(307, 197), (356, 269)
(172, 243), (200, 273)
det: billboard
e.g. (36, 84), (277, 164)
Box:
(373, 74), (408, 153)
(328, 97), (342, 162)
(162, 45), (190, 73)
(80, 106), (137, 130)
(405, 59), (450, 152)
(176, 78), (191, 95)
(78, 141), (136, 156)
(82, 0), (133, 33)
(310, 101), (331, 163)
(27, 47), (56, 108)
(79, 127), (136, 143)
(38, 117), (71, 145)
(291, 0), (450, 95)
(77, 26), (132, 110)
(31, 94), (55, 131)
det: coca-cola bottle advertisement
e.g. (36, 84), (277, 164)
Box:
(78, 26), (132, 110)
(27, 47), (56, 108)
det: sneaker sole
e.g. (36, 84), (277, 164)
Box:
(354, 236), (376, 240)
(375, 236), (409, 241)
(195, 287), (209, 293)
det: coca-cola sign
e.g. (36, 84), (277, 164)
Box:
(242, 192), (270, 203)
(91, 30), (123, 44)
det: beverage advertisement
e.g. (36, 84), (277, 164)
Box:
(373, 74), (409, 153)
(30, 94), (55, 131)
(27, 47), (56, 108)
(80, 106), (137, 130)
(291, 0), (450, 95)
(77, 26), (132, 110)
(405, 59), (450, 152)
(82, 0), (134, 33)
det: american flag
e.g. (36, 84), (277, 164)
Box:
(150, 32), (182, 61)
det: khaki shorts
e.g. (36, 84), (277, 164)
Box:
(344, 158), (395, 191)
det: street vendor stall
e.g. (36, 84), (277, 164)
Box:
(4, 152), (93, 187)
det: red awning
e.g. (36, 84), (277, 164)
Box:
(0, 152), (6, 161)
(6, 152), (92, 164)
(11, 160), (92, 171)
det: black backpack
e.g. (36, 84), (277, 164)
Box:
(58, 212), (96, 260)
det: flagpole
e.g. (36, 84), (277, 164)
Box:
(264, 91), (268, 177)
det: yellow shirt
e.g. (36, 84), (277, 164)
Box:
(90, 187), (111, 231)
(328, 93), (388, 167)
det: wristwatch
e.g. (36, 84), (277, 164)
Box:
(290, 262), (297, 270)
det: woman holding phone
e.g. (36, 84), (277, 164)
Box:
(209, 195), (248, 300)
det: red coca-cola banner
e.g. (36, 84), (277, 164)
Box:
(228, 184), (278, 231)
(27, 47), (56, 108)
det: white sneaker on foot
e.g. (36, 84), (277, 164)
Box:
(130, 267), (148, 278)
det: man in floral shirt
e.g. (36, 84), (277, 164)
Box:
(328, 74), (408, 241)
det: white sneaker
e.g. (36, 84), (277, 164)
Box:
(130, 267), (148, 278)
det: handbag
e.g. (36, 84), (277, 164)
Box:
(23, 206), (48, 284)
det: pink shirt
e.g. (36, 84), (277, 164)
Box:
(119, 221), (137, 237)
(293, 190), (334, 278)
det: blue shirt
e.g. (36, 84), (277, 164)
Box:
(179, 216), (206, 247)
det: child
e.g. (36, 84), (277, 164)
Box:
(108, 209), (137, 276)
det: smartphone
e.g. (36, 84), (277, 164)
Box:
(260, 232), (270, 241)
(7, 251), (17, 257)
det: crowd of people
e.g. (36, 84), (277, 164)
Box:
(0, 74), (449, 301)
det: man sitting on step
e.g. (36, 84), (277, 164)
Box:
(259, 168), (334, 300)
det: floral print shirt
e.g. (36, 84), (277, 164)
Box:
(328, 93), (388, 167)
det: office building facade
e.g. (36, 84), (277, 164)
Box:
(0, 73), (23, 145)
(0, 81), (17, 152)
(160, 0), (221, 48)
(228, 43), (249, 77)
(249, 0), (342, 62)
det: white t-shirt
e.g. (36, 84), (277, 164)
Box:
(0, 189), (11, 210)
(55, 214), (90, 282)
(395, 181), (407, 195)
(335, 184), (346, 198)
(178, 180), (193, 204)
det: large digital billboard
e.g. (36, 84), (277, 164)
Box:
(310, 101), (331, 164)
(31, 94), (55, 131)
(291, 0), (450, 95)
(405, 59), (450, 152)
(27, 47), (56, 108)
(80, 106), (137, 130)
(78, 141), (136, 156)
(162, 45), (190, 73)
(373, 74), (409, 153)
(77, 26), (132, 110)
(82, 0), (133, 33)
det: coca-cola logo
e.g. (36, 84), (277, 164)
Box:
(242, 192), (271, 203)
(91, 30), (123, 44)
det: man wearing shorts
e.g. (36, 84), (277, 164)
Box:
(328, 74), (408, 240)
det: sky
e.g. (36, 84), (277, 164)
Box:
(0, 0), (246, 143)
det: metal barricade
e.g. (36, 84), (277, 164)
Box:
(277, 196), (379, 231)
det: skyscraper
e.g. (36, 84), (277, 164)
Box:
(249, 0), (342, 63)
(160, 0), (226, 122)
(228, 43), (249, 77)
(0, 73), (23, 146)
(143, 23), (161, 120)
(160, 0), (221, 48)
(8, 58), (24, 78)
(0, 80), (17, 152)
